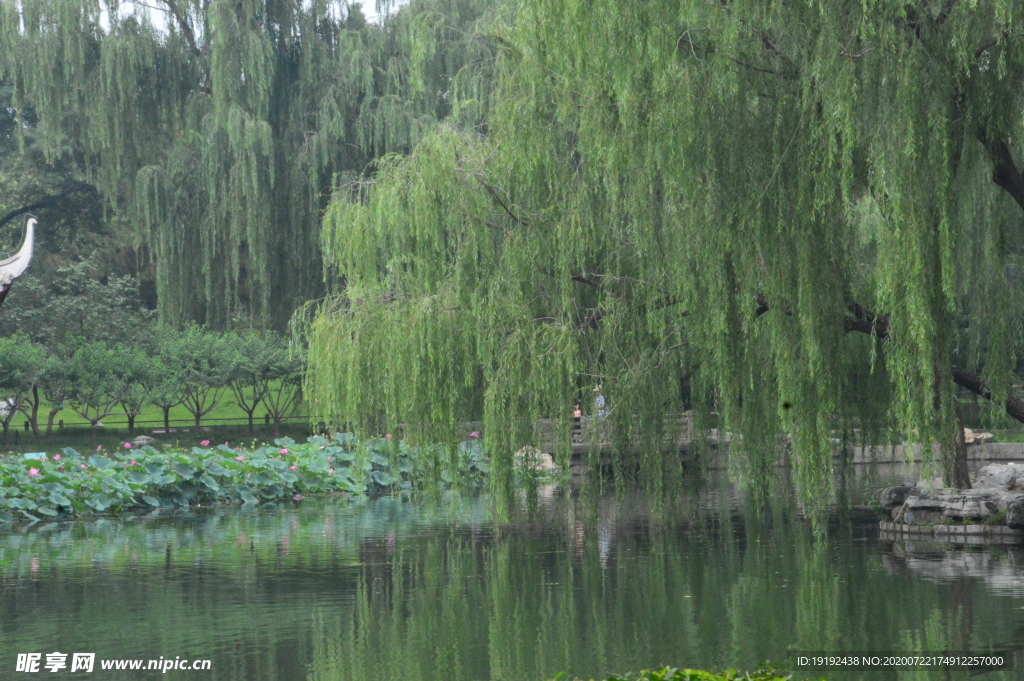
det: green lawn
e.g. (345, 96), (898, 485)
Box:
(2, 421), (317, 457)
(11, 382), (306, 430)
(2, 383), (313, 455)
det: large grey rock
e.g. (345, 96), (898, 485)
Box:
(1007, 498), (1024, 529)
(889, 485), (1024, 524)
(974, 462), (1024, 490)
(880, 486), (913, 512)
(132, 435), (156, 447)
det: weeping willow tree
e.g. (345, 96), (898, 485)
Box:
(0, 0), (501, 327)
(306, 0), (1024, 516)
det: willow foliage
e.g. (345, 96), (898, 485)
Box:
(308, 0), (1024, 516)
(0, 0), (501, 327)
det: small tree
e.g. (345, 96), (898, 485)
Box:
(166, 326), (233, 432)
(40, 348), (74, 436)
(261, 340), (306, 438)
(226, 330), (274, 434)
(0, 335), (45, 446)
(66, 342), (131, 449)
(147, 327), (185, 433)
(149, 363), (184, 434)
(118, 346), (156, 436)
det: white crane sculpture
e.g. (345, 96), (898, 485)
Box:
(0, 217), (35, 308)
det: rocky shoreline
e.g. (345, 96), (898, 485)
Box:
(879, 462), (1024, 544)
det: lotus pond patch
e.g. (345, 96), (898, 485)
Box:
(0, 433), (491, 523)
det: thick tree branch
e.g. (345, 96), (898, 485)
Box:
(161, 0), (203, 60)
(0, 182), (97, 232)
(950, 365), (1024, 424)
(843, 302), (890, 338)
(979, 132), (1024, 215)
(754, 293), (769, 317)
(840, 301), (1024, 426)
(571, 274), (601, 289)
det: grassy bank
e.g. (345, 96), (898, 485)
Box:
(1, 422), (314, 457)
(0, 434), (489, 523)
(2, 380), (305, 433)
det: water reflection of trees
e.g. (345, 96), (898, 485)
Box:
(0, 493), (1021, 681)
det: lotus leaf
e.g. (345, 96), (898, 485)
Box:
(88, 456), (112, 470)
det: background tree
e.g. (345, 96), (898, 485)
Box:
(0, 0), (502, 329)
(0, 259), (155, 346)
(39, 348), (73, 436)
(149, 361), (185, 435)
(166, 326), (233, 432)
(65, 342), (131, 448)
(226, 329), (274, 434)
(0, 335), (45, 446)
(261, 339), (305, 438)
(306, 0), (1024, 518)
(117, 346), (156, 436)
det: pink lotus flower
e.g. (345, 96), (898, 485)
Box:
(130, 460), (138, 466)
(224, 442), (229, 447)
(124, 442), (132, 449)
(327, 457), (333, 462)
(28, 468), (40, 477)
(53, 454), (62, 461)
(81, 464), (88, 470)
(96, 446), (103, 451)
(385, 434), (392, 440)
(201, 440), (210, 446)
(58, 465), (65, 471)
(279, 448), (288, 454)
(235, 455), (245, 461)
(289, 465), (297, 471)
(470, 431), (479, 438)
(293, 493), (304, 501)
(328, 467), (334, 474)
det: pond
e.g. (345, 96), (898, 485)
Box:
(0, 473), (1022, 681)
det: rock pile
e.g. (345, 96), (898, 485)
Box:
(514, 446), (559, 473)
(879, 463), (1024, 529)
(963, 428), (995, 445)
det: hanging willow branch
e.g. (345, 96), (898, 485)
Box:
(304, 0), (1024, 514)
(0, 0), (503, 328)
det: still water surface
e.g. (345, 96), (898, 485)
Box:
(1, 482), (1023, 681)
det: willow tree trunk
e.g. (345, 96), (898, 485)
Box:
(163, 407), (170, 433)
(949, 400), (971, 490)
